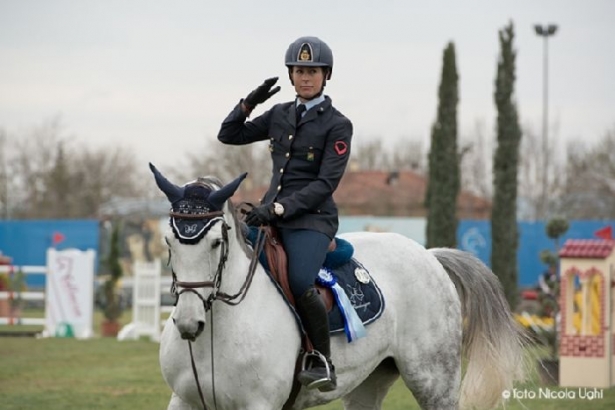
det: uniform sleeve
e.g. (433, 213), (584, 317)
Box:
(217, 101), (272, 145)
(278, 118), (353, 218)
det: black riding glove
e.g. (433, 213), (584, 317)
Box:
(243, 77), (281, 111)
(245, 203), (276, 226)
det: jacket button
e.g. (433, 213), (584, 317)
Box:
(285, 152), (290, 158)
(277, 185), (281, 191)
(289, 135), (293, 140)
(279, 168), (284, 173)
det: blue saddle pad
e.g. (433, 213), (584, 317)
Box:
(246, 227), (385, 335)
(323, 258), (385, 334)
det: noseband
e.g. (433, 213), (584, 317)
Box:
(169, 211), (265, 312)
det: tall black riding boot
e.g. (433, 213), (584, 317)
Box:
(296, 287), (337, 392)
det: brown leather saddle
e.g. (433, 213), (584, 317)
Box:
(261, 225), (335, 312)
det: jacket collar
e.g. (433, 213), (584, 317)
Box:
(286, 96), (332, 128)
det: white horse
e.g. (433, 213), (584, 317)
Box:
(151, 165), (528, 410)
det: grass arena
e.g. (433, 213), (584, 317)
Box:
(1, 319), (615, 409)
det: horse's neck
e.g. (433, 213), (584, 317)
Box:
(218, 235), (254, 292)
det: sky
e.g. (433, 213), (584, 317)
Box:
(1, 0), (613, 170)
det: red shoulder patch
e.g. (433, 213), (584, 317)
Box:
(334, 141), (348, 156)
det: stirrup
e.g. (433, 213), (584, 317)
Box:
(299, 350), (333, 390)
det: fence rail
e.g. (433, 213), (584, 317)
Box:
(0, 265), (47, 327)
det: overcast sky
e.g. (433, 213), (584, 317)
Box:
(1, 0), (613, 170)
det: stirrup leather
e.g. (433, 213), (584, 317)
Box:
(299, 350), (332, 389)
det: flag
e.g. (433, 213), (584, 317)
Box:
(594, 226), (613, 240)
(52, 232), (66, 246)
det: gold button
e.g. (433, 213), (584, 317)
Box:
(289, 135), (293, 140)
(285, 153), (290, 158)
(279, 168), (284, 173)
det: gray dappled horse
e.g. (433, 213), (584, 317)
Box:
(152, 164), (527, 410)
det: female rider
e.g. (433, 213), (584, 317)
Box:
(217, 36), (353, 392)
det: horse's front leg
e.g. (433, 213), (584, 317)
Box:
(167, 392), (199, 410)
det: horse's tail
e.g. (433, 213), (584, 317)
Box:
(429, 247), (529, 410)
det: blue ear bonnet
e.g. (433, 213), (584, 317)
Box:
(170, 183), (221, 244)
(149, 163), (247, 244)
(174, 184), (216, 214)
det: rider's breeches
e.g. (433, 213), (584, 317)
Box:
(278, 228), (330, 300)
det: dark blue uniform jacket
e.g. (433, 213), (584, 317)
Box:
(218, 96), (353, 239)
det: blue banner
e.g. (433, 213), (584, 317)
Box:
(0, 220), (99, 287)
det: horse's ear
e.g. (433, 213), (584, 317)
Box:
(208, 172), (248, 210)
(149, 163), (185, 204)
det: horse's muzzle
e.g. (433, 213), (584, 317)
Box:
(173, 317), (205, 341)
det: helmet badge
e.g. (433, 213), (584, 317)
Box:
(297, 43), (313, 62)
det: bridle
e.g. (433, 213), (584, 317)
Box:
(167, 209), (266, 410)
(169, 211), (265, 312)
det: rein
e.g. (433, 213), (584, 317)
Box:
(169, 211), (267, 410)
(170, 221), (266, 311)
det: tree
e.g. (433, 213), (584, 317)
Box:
(517, 123), (565, 220)
(43, 143), (73, 218)
(2, 118), (147, 219)
(101, 220), (124, 335)
(8, 118), (66, 218)
(390, 139), (425, 172)
(351, 137), (426, 172)
(426, 42), (460, 248)
(72, 145), (147, 217)
(537, 217), (569, 360)
(557, 127), (615, 218)
(459, 120), (492, 199)
(182, 140), (270, 193)
(491, 22), (522, 308)
(0, 128), (11, 219)
(353, 139), (387, 171)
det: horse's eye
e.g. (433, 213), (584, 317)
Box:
(212, 239), (222, 249)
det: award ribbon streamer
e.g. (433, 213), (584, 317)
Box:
(317, 269), (367, 342)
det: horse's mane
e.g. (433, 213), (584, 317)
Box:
(196, 176), (252, 258)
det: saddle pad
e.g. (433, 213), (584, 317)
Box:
(245, 227), (385, 336)
(323, 259), (385, 334)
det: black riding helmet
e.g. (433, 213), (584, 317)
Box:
(285, 36), (333, 91)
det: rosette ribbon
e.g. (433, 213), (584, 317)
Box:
(317, 268), (367, 342)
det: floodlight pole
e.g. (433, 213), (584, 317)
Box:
(534, 24), (558, 218)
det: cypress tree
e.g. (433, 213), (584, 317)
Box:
(426, 42), (460, 248)
(491, 22), (522, 308)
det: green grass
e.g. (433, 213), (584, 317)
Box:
(0, 307), (160, 335)
(1, 314), (615, 409)
(0, 338), (169, 409)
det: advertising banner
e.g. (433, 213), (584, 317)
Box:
(45, 249), (95, 339)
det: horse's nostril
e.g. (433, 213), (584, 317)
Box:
(197, 321), (205, 335)
(172, 317), (176, 325)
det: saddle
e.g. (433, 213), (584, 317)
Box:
(261, 225), (335, 312)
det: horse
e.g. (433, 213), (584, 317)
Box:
(151, 164), (528, 410)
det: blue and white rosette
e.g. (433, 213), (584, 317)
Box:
(317, 268), (367, 342)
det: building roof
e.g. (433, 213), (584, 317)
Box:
(559, 239), (615, 259)
(231, 169), (491, 218)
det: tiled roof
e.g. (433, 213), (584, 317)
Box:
(231, 169), (491, 218)
(559, 239), (615, 259)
